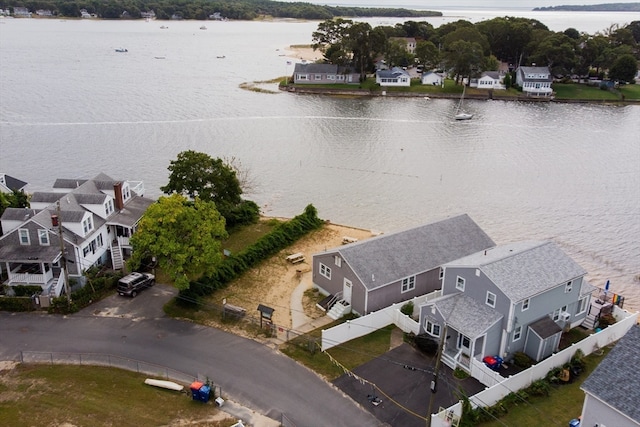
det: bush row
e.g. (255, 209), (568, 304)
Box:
(179, 204), (323, 303)
(0, 296), (35, 312)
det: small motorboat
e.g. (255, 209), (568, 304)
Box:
(216, 55), (226, 59)
(115, 48), (128, 53)
(200, 25), (207, 30)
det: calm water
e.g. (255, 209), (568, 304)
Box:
(0, 16), (639, 311)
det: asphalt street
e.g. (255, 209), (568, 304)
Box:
(0, 285), (383, 427)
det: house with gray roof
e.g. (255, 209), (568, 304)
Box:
(312, 214), (495, 318)
(0, 173), (27, 194)
(418, 241), (597, 373)
(0, 173), (153, 303)
(515, 65), (553, 96)
(580, 324), (640, 427)
(376, 67), (411, 87)
(292, 63), (359, 85)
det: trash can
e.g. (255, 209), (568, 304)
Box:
(198, 384), (211, 403)
(190, 381), (205, 401)
(568, 418), (580, 427)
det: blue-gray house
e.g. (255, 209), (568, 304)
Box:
(418, 241), (597, 372)
(312, 214), (495, 318)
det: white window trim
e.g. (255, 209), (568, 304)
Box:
(522, 298), (530, 311)
(456, 276), (465, 292)
(425, 320), (440, 337)
(577, 296), (588, 315)
(319, 263), (331, 280)
(552, 308), (560, 321)
(401, 275), (415, 293)
(38, 229), (50, 246)
(486, 291), (496, 308)
(334, 256), (341, 267)
(565, 281), (573, 293)
(513, 325), (522, 341)
(19, 228), (30, 245)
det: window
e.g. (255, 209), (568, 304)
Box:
(319, 263), (331, 280)
(456, 276), (465, 292)
(104, 199), (114, 216)
(552, 308), (560, 321)
(401, 276), (415, 293)
(314, 74), (321, 80)
(19, 228), (30, 245)
(513, 326), (522, 341)
(565, 281), (573, 293)
(522, 298), (530, 311)
(486, 291), (496, 308)
(439, 268), (444, 280)
(425, 320), (440, 337)
(334, 256), (341, 267)
(577, 296), (588, 315)
(38, 229), (49, 246)
(82, 216), (93, 234)
(475, 269), (480, 277)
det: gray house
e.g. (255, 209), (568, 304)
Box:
(0, 173), (27, 194)
(0, 173), (153, 301)
(515, 65), (553, 96)
(418, 241), (597, 373)
(580, 325), (640, 427)
(292, 63), (359, 85)
(312, 214), (495, 318)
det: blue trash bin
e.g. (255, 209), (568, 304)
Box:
(569, 418), (580, 427)
(198, 385), (211, 403)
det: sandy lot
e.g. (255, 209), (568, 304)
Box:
(210, 222), (377, 330)
(282, 45), (322, 62)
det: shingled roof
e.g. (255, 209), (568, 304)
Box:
(330, 214), (495, 291)
(581, 325), (640, 423)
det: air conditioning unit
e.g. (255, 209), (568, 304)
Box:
(559, 311), (571, 321)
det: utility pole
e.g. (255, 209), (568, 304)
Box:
(427, 324), (447, 427)
(54, 201), (71, 304)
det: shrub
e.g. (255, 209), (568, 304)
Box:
(0, 296), (34, 312)
(513, 351), (534, 369)
(527, 379), (550, 397)
(453, 367), (469, 379)
(12, 285), (43, 297)
(400, 301), (413, 316)
(598, 313), (616, 328)
(414, 334), (439, 355)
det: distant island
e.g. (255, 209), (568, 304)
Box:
(533, 2), (640, 11)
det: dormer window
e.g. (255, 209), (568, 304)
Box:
(104, 199), (114, 216)
(38, 229), (50, 246)
(82, 216), (93, 234)
(456, 276), (465, 292)
(19, 228), (30, 245)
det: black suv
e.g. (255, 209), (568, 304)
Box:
(117, 272), (155, 297)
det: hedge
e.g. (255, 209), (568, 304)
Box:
(179, 204), (323, 303)
(0, 296), (35, 312)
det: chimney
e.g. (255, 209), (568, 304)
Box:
(51, 214), (59, 227)
(114, 182), (124, 210)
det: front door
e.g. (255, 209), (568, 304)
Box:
(343, 278), (352, 304)
(457, 334), (471, 356)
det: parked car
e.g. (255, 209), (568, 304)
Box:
(117, 272), (155, 297)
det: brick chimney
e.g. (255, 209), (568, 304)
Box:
(113, 182), (124, 210)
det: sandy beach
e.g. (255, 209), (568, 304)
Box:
(282, 45), (322, 62)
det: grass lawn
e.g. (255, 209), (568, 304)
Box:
(553, 83), (620, 100)
(0, 364), (234, 427)
(281, 321), (397, 381)
(478, 347), (610, 427)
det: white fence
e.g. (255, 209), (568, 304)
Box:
(321, 291), (441, 351)
(466, 306), (638, 409)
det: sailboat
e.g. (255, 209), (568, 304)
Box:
(455, 84), (473, 121)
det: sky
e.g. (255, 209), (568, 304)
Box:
(293, 0), (640, 9)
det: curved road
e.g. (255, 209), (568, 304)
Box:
(0, 286), (383, 427)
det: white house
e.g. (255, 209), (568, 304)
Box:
(376, 67), (411, 87)
(516, 66), (553, 96)
(471, 71), (505, 90)
(390, 37), (417, 54)
(0, 173), (153, 303)
(0, 173), (27, 194)
(421, 71), (444, 86)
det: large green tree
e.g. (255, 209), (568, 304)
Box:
(161, 150), (254, 226)
(129, 194), (227, 290)
(414, 40), (441, 70)
(608, 54), (639, 82)
(445, 40), (485, 84)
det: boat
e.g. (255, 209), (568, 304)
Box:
(216, 55), (225, 59)
(160, 25), (168, 29)
(454, 85), (473, 120)
(200, 25), (207, 30)
(144, 378), (184, 391)
(115, 48), (128, 53)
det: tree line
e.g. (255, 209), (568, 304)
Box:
(311, 17), (640, 84)
(0, 0), (441, 20)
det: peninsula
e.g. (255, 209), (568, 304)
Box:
(533, 2), (640, 11)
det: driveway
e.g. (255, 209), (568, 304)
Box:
(0, 285), (383, 427)
(333, 344), (485, 427)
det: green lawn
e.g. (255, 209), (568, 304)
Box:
(553, 83), (621, 100)
(0, 364), (234, 427)
(478, 348), (610, 427)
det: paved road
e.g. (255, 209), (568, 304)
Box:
(0, 285), (383, 427)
